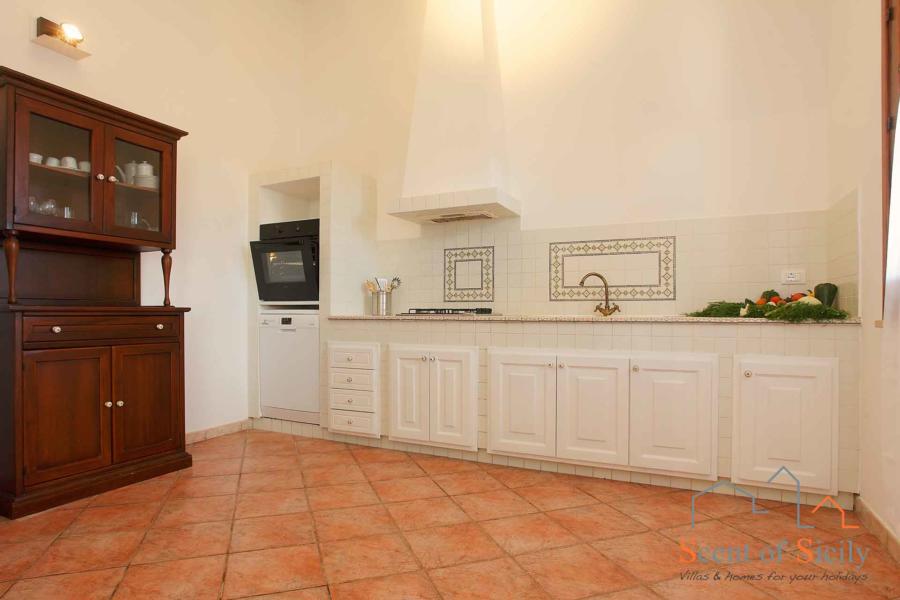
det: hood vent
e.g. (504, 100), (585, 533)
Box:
(430, 212), (493, 223)
(388, 187), (519, 224)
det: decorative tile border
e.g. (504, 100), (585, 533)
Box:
(445, 246), (494, 302)
(549, 236), (676, 301)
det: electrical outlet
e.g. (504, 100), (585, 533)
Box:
(781, 269), (806, 284)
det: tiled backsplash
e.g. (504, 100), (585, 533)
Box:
(377, 201), (859, 316)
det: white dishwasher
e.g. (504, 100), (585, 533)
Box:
(258, 311), (320, 424)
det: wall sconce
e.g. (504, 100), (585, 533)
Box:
(32, 17), (91, 60)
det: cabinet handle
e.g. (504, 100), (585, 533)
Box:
(51, 326), (62, 334)
(116, 401), (124, 407)
(155, 323), (165, 330)
(347, 398), (354, 403)
(429, 356), (436, 362)
(104, 401), (112, 408)
(547, 362), (553, 368)
(632, 365), (640, 372)
(744, 370), (752, 378)
(346, 356), (353, 362)
(346, 377), (352, 383)
(108, 175), (119, 183)
(558, 363), (565, 369)
(347, 419), (353, 425)
(421, 355), (427, 361)
(96, 173), (105, 181)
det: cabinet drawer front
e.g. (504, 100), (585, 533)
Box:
(329, 409), (378, 435)
(329, 389), (376, 412)
(329, 345), (377, 370)
(24, 316), (179, 344)
(329, 368), (375, 391)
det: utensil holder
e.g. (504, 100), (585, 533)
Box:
(371, 291), (391, 316)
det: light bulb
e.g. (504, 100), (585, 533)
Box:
(59, 23), (84, 44)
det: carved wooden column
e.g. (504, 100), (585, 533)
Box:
(4, 230), (19, 304)
(161, 249), (172, 306)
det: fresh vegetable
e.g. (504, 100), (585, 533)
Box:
(769, 295), (782, 304)
(814, 283), (838, 307)
(790, 292), (806, 302)
(764, 303), (848, 322)
(796, 294), (821, 306)
(761, 290), (781, 301)
(687, 296), (848, 321)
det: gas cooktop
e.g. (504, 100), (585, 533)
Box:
(399, 308), (496, 316)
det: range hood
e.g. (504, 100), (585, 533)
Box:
(391, 0), (519, 224)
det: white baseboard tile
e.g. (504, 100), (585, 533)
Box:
(186, 419), (253, 444)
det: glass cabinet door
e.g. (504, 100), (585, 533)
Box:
(14, 97), (104, 232)
(103, 127), (173, 243)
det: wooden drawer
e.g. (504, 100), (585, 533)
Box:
(329, 367), (375, 391)
(328, 344), (378, 370)
(329, 389), (376, 413)
(23, 316), (179, 344)
(329, 409), (378, 436)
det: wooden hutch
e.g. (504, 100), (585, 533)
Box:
(0, 67), (191, 518)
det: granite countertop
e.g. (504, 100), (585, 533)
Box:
(328, 314), (862, 325)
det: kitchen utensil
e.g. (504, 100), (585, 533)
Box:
(814, 283), (838, 307)
(115, 165), (128, 183)
(45, 157), (60, 167)
(28, 153), (43, 164)
(371, 291), (392, 316)
(60, 156), (77, 169)
(78, 161), (91, 172)
(136, 161), (153, 177)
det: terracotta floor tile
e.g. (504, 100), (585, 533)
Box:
(243, 431), (295, 443)
(298, 451), (357, 470)
(178, 458), (242, 478)
(658, 519), (771, 559)
(230, 513), (316, 553)
(330, 571), (439, 600)
(131, 521), (232, 564)
(774, 503), (864, 537)
(571, 478), (667, 503)
(244, 440), (299, 457)
(301, 464), (366, 488)
(91, 479), (175, 507)
(720, 509), (817, 546)
(585, 587), (659, 600)
(481, 466), (560, 488)
(404, 522), (504, 568)
(4, 568), (124, 600)
(25, 530), (144, 577)
(360, 461), (427, 482)
(514, 483), (597, 511)
(239, 470), (305, 493)
(689, 491), (775, 518)
(0, 539), (53, 581)
(306, 482), (379, 511)
(238, 588), (329, 600)
(610, 491), (710, 530)
(66, 502), (160, 535)
(190, 439), (245, 460)
(242, 454), (302, 473)
(452, 489), (537, 521)
(0, 581), (10, 596)
(385, 497), (470, 531)
(727, 558), (884, 599)
(0, 509), (81, 544)
(294, 438), (348, 453)
(428, 557), (548, 600)
(313, 504), (397, 542)
(481, 513), (579, 555)
(154, 495), (235, 529)
(649, 570), (772, 600)
(349, 447), (411, 464)
(224, 544), (325, 599)
(591, 532), (685, 583)
(320, 533), (418, 584)
(409, 454), (481, 475)
(235, 489), (308, 519)
(114, 555), (226, 600)
(170, 474), (238, 498)
(371, 477), (446, 503)
(812, 533), (900, 598)
(432, 470), (505, 495)
(547, 503), (648, 542)
(517, 544), (638, 599)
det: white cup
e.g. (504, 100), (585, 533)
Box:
(29, 153), (43, 164)
(45, 157), (60, 167)
(78, 161), (91, 172)
(60, 156), (77, 170)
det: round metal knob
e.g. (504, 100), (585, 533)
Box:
(108, 175), (118, 183)
(421, 356), (427, 361)
(346, 377), (352, 383)
(51, 326), (62, 334)
(558, 363), (565, 369)
(744, 370), (752, 378)
(346, 356), (353, 362)
(104, 402), (113, 408)
(155, 323), (165, 330)
(96, 173), (105, 181)
(116, 401), (124, 407)
(632, 365), (640, 372)
(347, 398), (354, 404)
(429, 356), (436, 362)
(348, 419), (353, 425)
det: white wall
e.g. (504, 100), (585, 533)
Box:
(0, 0), (306, 432)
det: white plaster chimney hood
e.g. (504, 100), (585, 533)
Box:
(390, 0), (520, 224)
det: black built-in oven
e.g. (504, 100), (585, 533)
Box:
(250, 219), (319, 302)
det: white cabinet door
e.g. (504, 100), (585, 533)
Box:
(429, 349), (478, 450)
(488, 350), (557, 457)
(629, 355), (715, 476)
(557, 354), (629, 466)
(733, 356), (837, 493)
(389, 347), (430, 443)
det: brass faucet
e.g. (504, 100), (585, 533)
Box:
(579, 272), (621, 317)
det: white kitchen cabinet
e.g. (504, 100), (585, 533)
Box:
(629, 354), (717, 477)
(388, 345), (478, 450)
(556, 353), (629, 466)
(732, 355), (837, 494)
(488, 350), (557, 457)
(327, 342), (381, 438)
